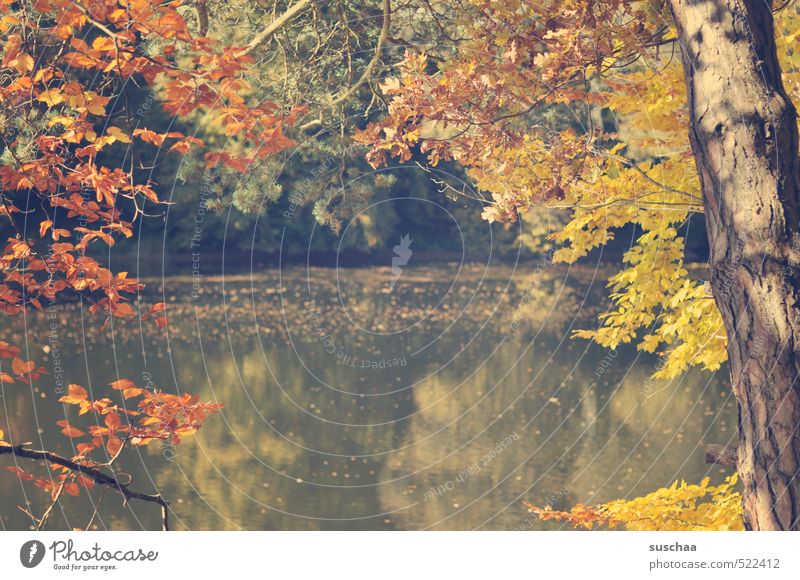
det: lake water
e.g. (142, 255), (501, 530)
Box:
(0, 264), (737, 530)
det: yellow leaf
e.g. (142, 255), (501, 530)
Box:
(37, 89), (63, 106)
(15, 53), (33, 73)
(106, 126), (131, 143)
(87, 100), (106, 116)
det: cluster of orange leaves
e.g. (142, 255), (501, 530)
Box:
(1, 380), (222, 500)
(356, 0), (667, 222)
(5, 461), (97, 500)
(1, 0), (301, 321)
(0, 0), (298, 504)
(0, 340), (47, 385)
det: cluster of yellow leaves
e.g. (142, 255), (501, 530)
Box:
(523, 8), (800, 379)
(569, 224), (727, 378)
(526, 475), (743, 531)
(539, 145), (725, 378)
(604, 63), (688, 153)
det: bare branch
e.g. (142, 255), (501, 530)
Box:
(239, 0), (315, 57)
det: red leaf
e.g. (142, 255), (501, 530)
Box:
(106, 436), (123, 456)
(105, 412), (121, 431)
(63, 482), (81, 497)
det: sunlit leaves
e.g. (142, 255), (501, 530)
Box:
(0, 0), (250, 521)
(4, 378), (225, 501)
(0, 0), (299, 323)
(57, 379), (224, 451)
(59, 384), (89, 405)
(141, 302), (168, 329)
(526, 475), (744, 531)
(358, 0), (732, 381)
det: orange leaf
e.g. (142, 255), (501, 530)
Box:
(77, 475), (95, 490)
(142, 302), (166, 318)
(63, 482), (81, 497)
(6, 466), (34, 480)
(123, 387), (144, 400)
(105, 412), (121, 431)
(60, 384), (88, 404)
(11, 357), (35, 376)
(56, 420), (85, 438)
(106, 436), (123, 456)
(76, 442), (95, 455)
(110, 379), (136, 391)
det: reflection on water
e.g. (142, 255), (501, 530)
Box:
(0, 265), (736, 530)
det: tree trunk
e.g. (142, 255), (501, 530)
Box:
(668, 0), (800, 530)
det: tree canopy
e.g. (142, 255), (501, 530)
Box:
(4, 0), (800, 530)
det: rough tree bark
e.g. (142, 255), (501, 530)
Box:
(668, 0), (800, 530)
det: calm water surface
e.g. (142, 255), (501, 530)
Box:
(0, 265), (736, 530)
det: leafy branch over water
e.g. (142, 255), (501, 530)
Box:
(0, 379), (221, 530)
(525, 475), (743, 531)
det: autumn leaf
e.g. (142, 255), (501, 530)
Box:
(6, 466), (34, 481)
(14, 53), (33, 73)
(106, 126), (131, 143)
(77, 475), (95, 491)
(60, 384), (88, 405)
(11, 357), (35, 376)
(106, 437), (123, 456)
(105, 412), (122, 432)
(56, 420), (85, 438)
(63, 482), (81, 497)
(39, 219), (53, 238)
(110, 379), (136, 390)
(76, 442), (95, 456)
(0, 342), (21, 358)
(37, 90), (64, 107)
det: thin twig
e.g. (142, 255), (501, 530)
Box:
(0, 444), (170, 530)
